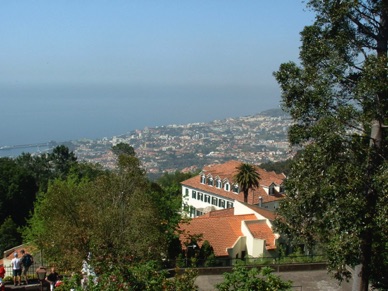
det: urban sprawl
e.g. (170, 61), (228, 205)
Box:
(69, 109), (295, 177)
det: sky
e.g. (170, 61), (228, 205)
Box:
(0, 1), (315, 146)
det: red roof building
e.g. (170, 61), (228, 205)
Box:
(179, 201), (279, 262)
(181, 160), (285, 217)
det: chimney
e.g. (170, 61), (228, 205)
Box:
(259, 196), (263, 207)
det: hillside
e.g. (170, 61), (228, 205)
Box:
(68, 109), (294, 178)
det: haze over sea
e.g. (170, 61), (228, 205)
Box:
(1, 83), (278, 148)
(0, 1), (315, 151)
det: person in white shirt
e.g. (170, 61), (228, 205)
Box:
(11, 252), (22, 286)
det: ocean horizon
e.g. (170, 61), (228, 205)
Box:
(0, 83), (281, 151)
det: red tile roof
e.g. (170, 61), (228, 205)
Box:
(243, 203), (277, 221)
(179, 203), (279, 257)
(202, 208), (234, 217)
(181, 160), (286, 204)
(203, 160), (285, 186)
(245, 220), (276, 250)
(180, 213), (257, 256)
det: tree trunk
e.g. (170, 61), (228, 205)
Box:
(355, 2), (388, 288)
(244, 190), (248, 203)
(353, 121), (383, 291)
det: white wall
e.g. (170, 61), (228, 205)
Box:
(234, 201), (266, 220)
(241, 220), (266, 257)
(182, 185), (234, 217)
(227, 236), (246, 260)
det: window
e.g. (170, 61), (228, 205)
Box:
(185, 188), (189, 196)
(200, 175), (206, 184)
(218, 199), (225, 208)
(279, 185), (285, 193)
(212, 197), (218, 206)
(198, 192), (203, 201)
(224, 183), (230, 191)
(204, 194), (210, 203)
(192, 190), (196, 199)
(216, 179), (222, 188)
(227, 201), (234, 208)
(207, 177), (214, 186)
(190, 206), (196, 217)
(196, 210), (203, 217)
(269, 185), (274, 195)
(232, 184), (239, 193)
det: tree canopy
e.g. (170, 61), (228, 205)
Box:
(23, 152), (183, 273)
(0, 144), (199, 289)
(0, 157), (37, 249)
(274, 1), (388, 290)
(111, 142), (136, 157)
(260, 158), (294, 176)
(0, 146), (105, 254)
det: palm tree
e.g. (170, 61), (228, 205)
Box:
(234, 163), (260, 203)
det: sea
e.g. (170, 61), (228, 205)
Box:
(0, 83), (281, 158)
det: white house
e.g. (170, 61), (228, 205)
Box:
(181, 160), (286, 218)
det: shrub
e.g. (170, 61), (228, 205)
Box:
(216, 262), (292, 291)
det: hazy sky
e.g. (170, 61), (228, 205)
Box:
(0, 1), (315, 146)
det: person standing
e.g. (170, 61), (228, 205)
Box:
(20, 249), (33, 285)
(46, 267), (59, 291)
(11, 252), (22, 286)
(0, 264), (5, 291)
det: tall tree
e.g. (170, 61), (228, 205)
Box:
(0, 217), (21, 254)
(24, 155), (172, 272)
(16, 153), (51, 192)
(111, 142), (136, 157)
(274, 1), (388, 290)
(48, 145), (77, 179)
(157, 170), (198, 197)
(233, 163), (260, 203)
(0, 157), (37, 227)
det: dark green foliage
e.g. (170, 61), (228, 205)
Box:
(260, 158), (294, 176)
(156, 170), (198, 197)
(198, 240), (216, 267)
(155, 171), (199, 265)
(216, 263), (292, 291)
(111, 142), (136, 157)
(0, 217), (21, 254)
(68, 162), (106, 181)
(274, 1), (388, 289)
(16, 152), (51, 192)
(16, 146), (79, 192)
(48, 145), (78, 179)
(24, 153), (183, 273)
(0, 157), (37, 227)
(0, 147), (80, 251)
(56, 262), (198, 291)
(3, 143), (189, 290)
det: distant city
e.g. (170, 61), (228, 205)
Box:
(0, 109), (295, 178)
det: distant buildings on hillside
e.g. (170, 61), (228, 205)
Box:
(72, 110), (295, 176)
(2, 109), (295, 177)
